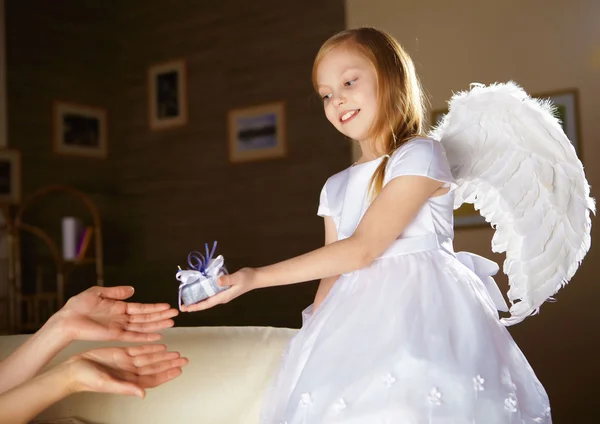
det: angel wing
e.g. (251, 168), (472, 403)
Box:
(429, 81), (595, 326)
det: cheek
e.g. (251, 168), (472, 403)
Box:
(324, 105), (339, 126)
(364, 85), (378, 106)
(352, 88), (375, 108)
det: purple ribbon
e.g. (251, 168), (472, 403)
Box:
(186, 241), (218, 276)
(177, 241), (225, 309)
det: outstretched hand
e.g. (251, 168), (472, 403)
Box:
(180, 267), (257, 313)
(66, 345), (188, 398)
(55, 286), (179, 343)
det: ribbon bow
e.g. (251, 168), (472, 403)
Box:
(456, 251), (509, 318)
(176, 241), (228, 308)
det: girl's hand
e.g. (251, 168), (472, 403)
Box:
(180, 267), (257, 312)
(54, 286), (179, 343)
(66, 345), (188, 398)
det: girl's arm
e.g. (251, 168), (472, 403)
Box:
(312, 215), (339, 313)
(182, 175), (445, 312)
(254, 175), (444, 287)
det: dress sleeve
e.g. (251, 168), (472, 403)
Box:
(385, 137), (457, 191)
(317, 181), (331, 217)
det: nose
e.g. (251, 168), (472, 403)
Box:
(332, 94), (346, 107)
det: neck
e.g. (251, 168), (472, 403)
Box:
(356, 138), (386, 163)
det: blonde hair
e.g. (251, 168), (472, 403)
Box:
(312, 27), (427, 198)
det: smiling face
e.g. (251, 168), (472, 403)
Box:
(316, 45), (378, 144)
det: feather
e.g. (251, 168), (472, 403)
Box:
(429, 81), (595, 326)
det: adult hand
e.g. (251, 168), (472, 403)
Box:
(66, 345), (187, 398)
(54, 286), (179, 342)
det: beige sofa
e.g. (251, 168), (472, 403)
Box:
(0, 326), (296, 424)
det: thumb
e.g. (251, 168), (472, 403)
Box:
(102, 377), (145, 398)
(217, 275), (230, 287)
(95, 286), (135, 300)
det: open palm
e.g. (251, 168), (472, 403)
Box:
(68, 345), (188, 398)
(58, 286), (179, 342)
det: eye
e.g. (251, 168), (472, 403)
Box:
(345, 79), (357, 86)
(322, 93), (332, 101)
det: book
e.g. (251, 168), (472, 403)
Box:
(61, 217), (83, 261)
(76, 226), (93, 261)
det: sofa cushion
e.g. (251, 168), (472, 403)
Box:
(0, 326), (296, 424)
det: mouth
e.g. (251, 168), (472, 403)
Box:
(339, 109), (360, 124)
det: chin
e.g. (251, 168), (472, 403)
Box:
(332, 119), (370, 141)
(339, 124), (372, 142)
(343, 130), (369, 141)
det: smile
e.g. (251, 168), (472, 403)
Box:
(340, 110), (360, 123)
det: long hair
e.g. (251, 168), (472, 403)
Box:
(312, 27), (427, 198)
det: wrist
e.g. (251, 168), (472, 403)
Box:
(44, 310), (76, 345)
(252, 266), (270, 289)
(41, 361), (78, 398)
(60, 357), (85, 395)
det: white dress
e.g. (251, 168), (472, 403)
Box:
(260, 138), (551, 424)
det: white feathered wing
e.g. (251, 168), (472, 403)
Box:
(429, 82), (595, 326)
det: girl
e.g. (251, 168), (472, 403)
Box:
(184, 28), (553, 423)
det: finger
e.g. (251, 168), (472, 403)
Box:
(131, 351), (181, 368)
(128, 308), (179, 323)
(91, 286), (135, 300)
(78, 348), (112, 365)
(180, 299), (215, 313)
(137, 357), (188, 375)
(120, 331), (163, 343)
(125, 319), (175, 333)
(125, 302), (174, 314)
(138, 367), (183, 389)
(181, 290), (232, 312)
(125, 344), (167, 357)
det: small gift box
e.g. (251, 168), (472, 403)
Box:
(176, 242), (229, 308)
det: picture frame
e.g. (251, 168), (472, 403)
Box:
(227, 101), (287, 163)
(0, 149), (21, 204)
(53, 101), (107, 159)
(148, 59), (188, 131)
(430, 87), (582, 228)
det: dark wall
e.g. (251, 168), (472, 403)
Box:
(6, 0), (348, 328)
(5, 0), (122, 298)
(6, 0), (118, 191)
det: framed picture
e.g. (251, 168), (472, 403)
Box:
(53, 101), (107, 158)
(227, 101), (287, 163)
(148, 59), (188, 131)
(0, 149), (21, 204)
(430, 87), (582, 228)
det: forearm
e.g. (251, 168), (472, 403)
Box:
(0, 364), (73, 424)
(254, 237), (369, 289)
(0, 314), (72, 394)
